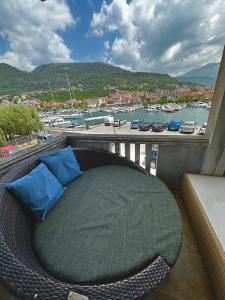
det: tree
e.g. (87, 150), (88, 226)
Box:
(28, 107), (43, 132)
(177, 96), (185, 103)
(0, 128), (6, 147)
(0, 104), (43, 141)
(0, 105), (15, 141)
(159, 96), (167, 104)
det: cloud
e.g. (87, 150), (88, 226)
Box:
(104, 40), (110, 49)
(0, 0), (75, 71)
(90, 0), (225, 75)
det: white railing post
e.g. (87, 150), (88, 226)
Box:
(125, 143), (130, 160)
(145, 144), (152, 172)
(135, 144), (140, 165)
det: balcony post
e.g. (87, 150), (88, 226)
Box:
(201, 46), (225, 175)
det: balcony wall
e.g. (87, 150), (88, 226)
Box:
(0, 133), (208, 187)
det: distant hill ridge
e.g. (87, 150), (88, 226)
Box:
(177, 63), (219, 86)
(0, 62), (182, 96)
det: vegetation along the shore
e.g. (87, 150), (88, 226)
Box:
(0, 104), (43, 146)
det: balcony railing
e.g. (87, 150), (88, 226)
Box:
(69, 133), (209, 187)
(0, 133), (209, 187)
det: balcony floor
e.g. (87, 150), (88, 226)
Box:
(0, 190), (215, 300)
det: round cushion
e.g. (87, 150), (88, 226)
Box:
(34, 165), (182, 284)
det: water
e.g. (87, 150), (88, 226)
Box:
(76, 107), (209, 125)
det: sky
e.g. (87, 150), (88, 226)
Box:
(0, 0), (224, 76)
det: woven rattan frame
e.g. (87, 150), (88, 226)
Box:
(0, 148), (171, 300)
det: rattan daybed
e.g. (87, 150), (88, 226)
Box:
(0, 148), (182, 300)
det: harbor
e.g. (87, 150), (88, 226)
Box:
(50, 121), (202, 136)
(41, 105), (209, 135)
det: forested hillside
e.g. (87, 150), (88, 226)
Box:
(0, 62), (184, 97)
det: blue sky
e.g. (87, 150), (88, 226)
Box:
(0, 35), (10, 55)
(61, 0), (110, 62)
(0, 0), (224, 75)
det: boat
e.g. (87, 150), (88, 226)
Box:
(161, 105), (176, 112)
(63, 113), (84, 120)
(41, 118), (51, 127)
(174, 104), (182, 111)
(205, 103), (211, 109)
(191, 101), (208, 108)
(146, 107), (158, 112)
(51, 118), (72, 128)
(146, 105), (160, 112)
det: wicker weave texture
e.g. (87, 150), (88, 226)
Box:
(0, 149), (172, 300)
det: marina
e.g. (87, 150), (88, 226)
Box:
(40, 105), (209, 132)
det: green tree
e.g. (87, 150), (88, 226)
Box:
(0, 128), (6, 146)
(177, 96), (185, 103)
(28, 107), (43, 132)
(158, 96), (167, 104)
(0, 104), (43, 141)
(0, 105), (15, 140)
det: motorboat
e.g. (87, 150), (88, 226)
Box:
(161, 105), (176, 112)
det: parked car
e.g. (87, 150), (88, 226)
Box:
(168, 120), (182, 131)
(150, 149), (157, 169)
(180, 121), (197, 134)
(104, 116), (114, 126)
(198, 122), (207, 135)
(142, 147), (158, 169)
(139, 121), (153, 131)
(152, 122), (168, 132)
(112, 119), (126, 127)
(130, 120), (141, 129)
(65, 124), (76, 128)
(37, 133), (55, 143)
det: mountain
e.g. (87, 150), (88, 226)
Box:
(0, 63), (30, 95)
(0, 62), (184, 96)
(177, 63), (219, 86)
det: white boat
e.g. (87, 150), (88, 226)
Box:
(146, 107), (158, 112)
(174, 104), (182, 111)
(205, 103), (211, 109)
(161, 105), (176, 112)
(146, 105), (160, 112)
(63, 113), (84, 120)
(52, 118), (71, 128)
(191, 101), (208, 108)
(103, 109), (113, 113)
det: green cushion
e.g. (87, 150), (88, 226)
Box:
(34, 165), (182, 284)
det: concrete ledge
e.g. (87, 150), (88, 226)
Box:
(182, 174), (225, 300)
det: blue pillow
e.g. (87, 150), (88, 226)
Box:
(7, 163), (64, 221)
(39, 146), (83, 186)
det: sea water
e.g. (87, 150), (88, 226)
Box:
(78, 107), (209, 125)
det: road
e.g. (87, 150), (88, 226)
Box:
(54, 122), (201, 136)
